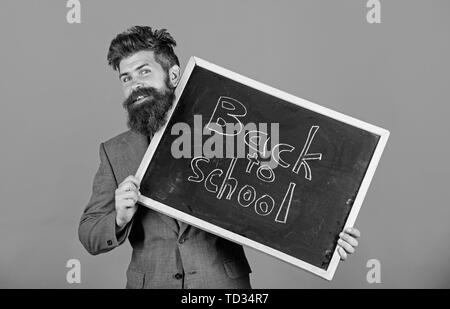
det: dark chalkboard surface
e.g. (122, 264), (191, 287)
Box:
(136, 57), (389, 280)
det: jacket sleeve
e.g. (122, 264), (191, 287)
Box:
(78, 143), (133, 255)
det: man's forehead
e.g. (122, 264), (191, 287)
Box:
(119, 50), (158, 73)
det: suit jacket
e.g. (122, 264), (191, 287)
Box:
(78, 130), (252, 289)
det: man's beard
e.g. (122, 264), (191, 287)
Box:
(122, 86), (175, 137)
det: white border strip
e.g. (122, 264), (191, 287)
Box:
(136, 56), (390, 281)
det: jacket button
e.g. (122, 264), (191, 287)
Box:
(107, 240), (113, 246)
(173, 273), (183, 280)
(178, 238), (185, 244)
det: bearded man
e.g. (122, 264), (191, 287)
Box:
(78, 26), (360, 289)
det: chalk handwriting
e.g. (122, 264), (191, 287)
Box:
(206, 96), (247, 136)
(292, 125), (322, 180)
(184, 96), (323, 224)
(237, 185), (256, 208)
(187, 157), (297, 224)
(275, 182), (296, 224)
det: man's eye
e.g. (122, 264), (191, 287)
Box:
(140, 69), (151, 75)
(121, 76), (131, 83)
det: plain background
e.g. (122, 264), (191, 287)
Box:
(0, 0), (449, 288)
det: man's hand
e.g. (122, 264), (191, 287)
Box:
(337, 227), (360, 261)
(115, 175), (140, 228)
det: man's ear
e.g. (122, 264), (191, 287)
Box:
(168, 65), (181, 88)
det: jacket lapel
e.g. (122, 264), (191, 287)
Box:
(178, 222), (191, 238)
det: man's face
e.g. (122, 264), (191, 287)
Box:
(119, 50), (169, 99)
(118, 50), (176, 137)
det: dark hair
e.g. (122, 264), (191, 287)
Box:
(107, 26), (179, 72)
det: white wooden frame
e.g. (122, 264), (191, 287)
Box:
(135, 56), (390, 281)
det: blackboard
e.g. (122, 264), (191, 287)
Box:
(136, 57), (389, 280)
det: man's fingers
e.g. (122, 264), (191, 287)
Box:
(121, 199), (138, 209)
(344, 227), (361, 238)
(338, 246), (347, 261)
(119, 175), (140, 189)
(338, 239), (355, 254)
(118, 190), (138, 201)
(115, 177), (140, 227)
(339, 232), (358, 247)
(117, 181), (138, 193)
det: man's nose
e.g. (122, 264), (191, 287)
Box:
(131, 82), (144, 91)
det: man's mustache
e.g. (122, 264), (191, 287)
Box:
(121, 84), (175, 137)
(123, 87), (163, 109)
